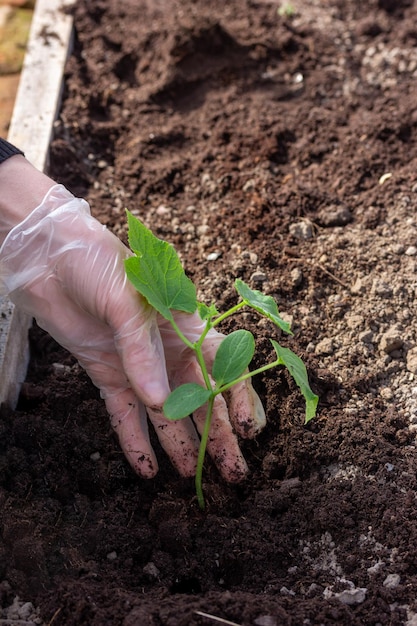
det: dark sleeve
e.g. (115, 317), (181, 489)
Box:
(0, 138), (24, 164)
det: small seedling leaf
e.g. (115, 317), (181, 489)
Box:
(235, 279), (293, 335)
(213, 329), (255, 387)
(197, 301), (219, 321)
(125, 211), (197, 321)
(270, 339), (318, 423)
(163, 383), (212, 420)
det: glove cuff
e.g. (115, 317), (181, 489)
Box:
(0, 184), (91, 295)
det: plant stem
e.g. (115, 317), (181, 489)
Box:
(169, 317), (195, 350)
(194, 343), (213, 391)
(215, 358), (281, 395)
(211, 301), (246, 327)
(196, 394), (215, 509)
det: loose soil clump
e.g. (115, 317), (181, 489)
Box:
(2, 0), (417, 624)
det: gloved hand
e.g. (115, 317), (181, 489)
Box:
(0, 184), (266, 481)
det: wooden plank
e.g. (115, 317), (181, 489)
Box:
(8, 0), (74, 171)
(0, 0), (73, 408)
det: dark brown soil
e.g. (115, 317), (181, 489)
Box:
(3, 0), (417, 624)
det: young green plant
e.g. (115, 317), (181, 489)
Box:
(124, 212), (318, 508)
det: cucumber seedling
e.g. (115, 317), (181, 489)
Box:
(125, 212), (318, 508)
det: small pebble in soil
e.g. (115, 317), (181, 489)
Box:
(379, 328), (404, 354)
(351, 277), (366, 294)
(250, 271), (267, 283)
(383, 573), (401, 588)
(359, 330), (374, 344)
(325, 582), (367, 605)
(242, 178), (256, 192)
(156, 204), (171, 216)
(380, 387), (393, 400)
(291, 267), (303, 286)
(52, 362), (72, 373)
(206, 252), (221, 261)
(280, 586), (295, 596)
(315, 337), (335, 356)
(318, 205), (352, 227)
(143, 562), (160, 579)
(371, 279), (393, 298)
(289, 220), (314, 239)
(2, 594), (43, 624)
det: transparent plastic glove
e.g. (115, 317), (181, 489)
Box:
(0, 184), (265, 481)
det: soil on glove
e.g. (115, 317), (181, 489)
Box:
(2, 0), (417, 624)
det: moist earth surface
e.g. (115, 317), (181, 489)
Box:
(2, 0), (417, 624)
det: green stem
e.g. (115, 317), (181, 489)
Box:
(169, 318), (195, 350)
(195, 394), (215, 509)
(194, 343), (213, 391)
(211, 301), (246, 328)
(169, 318), (212, 390)
(215, 358), (282, 396)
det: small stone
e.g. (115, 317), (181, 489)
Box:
(351, 277), (366, 294)
(18, 601), (34, 620)
(156, 204), (171, 216)
(107, 551), (118, 561)
(372, 280), (393, 298)
(289, 221), (314, 239)
(206, 252), (220, 261)
(405, 246), (417, 256)
(380, 387), (393, 400)
(242, 178), (256, 192)
(318, 205), (352, 227)
(90, 452), (101, 461)
(280, 586), (295, 596)
(359, 330), (374, 344)
(52, 362), (72, 373)
(383, 573), (400, 588)
(251, 271), (268, 283)
(315, 337), (335, 356)
(379, 328), (404, 354)
(143, 562), (160, 578)
(334, 587), (367, 605)
(291, 267), (303, 286)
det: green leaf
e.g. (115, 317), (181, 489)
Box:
(163, 383), (212, 420)
(213, 330), (255, 387)
(235, 279), (293, 335)
(125, 211), (197, 321)
(197, 301), (218, 321)
(270, 340), (318, 423)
